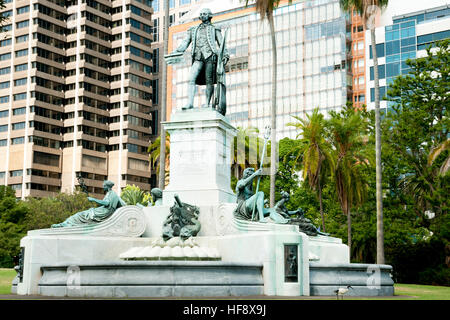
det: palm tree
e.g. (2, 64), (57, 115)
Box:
(245, 0), (292, 207)
(158, 0), (171, 190)
(148, 133), (170, 187)
(428, 139), (450, 176)
(328, 106), (371, 258)
(287, 108), (335, 232)
(339, 0), (389, 264)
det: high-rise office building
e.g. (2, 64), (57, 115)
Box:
(0, 0), (156, 199)
(350, 9), (366, 110)
(366, 2), (450, 113)
(167, 0), (352, 139)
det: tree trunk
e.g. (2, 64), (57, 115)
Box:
(158, 0), (170, 190)
(268, 12), (277, 207)
(371, 27), (385, 264)
(347, 205), (352, 260)
(318, 178), (326, 232)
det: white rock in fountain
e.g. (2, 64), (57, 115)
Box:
(119, 237), (221, 261)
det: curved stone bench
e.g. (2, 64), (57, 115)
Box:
(27, 205), (147, 238)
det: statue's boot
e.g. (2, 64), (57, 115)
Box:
(182, 83), (195, 110)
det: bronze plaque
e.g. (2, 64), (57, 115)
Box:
(284, 244), (298, 283)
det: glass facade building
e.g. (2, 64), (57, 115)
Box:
(169, 0), (351, 139)
(366, 4), (450, 113)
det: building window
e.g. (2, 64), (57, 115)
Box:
(0, 67), (11, 75)
(13, 108), (26, 115)
(370, 65), (386, 81)
(417, 30), (450, 50)
(1, 10), (12, 18)
(14, 78), (27, 86)
(33, 151), (60, 166)
(385, 40), (400, 56)
(386, 62), (401, 78)
(11, 137), (25, 145)
(0, 140), (7, 147)
(152, 79), (159, 104)
(151, 110), (158, 135)
(17, 6), (30, 15)
(16, 20), (29, 29)
(370, 86), (387, 102)
(15, 49), (28, 57)
(358, 76), (364, 85)
(12, 122), (26, 130)
(14, 93), (27, 101)
(152, 19), (159, 42)
(10, 170), (23, 177)
(15, 64), (28, 72)
(0, 39), (12, 47)
(16, 34), (28, 43)
(153, 48), (159, 73)
(369, 43), (385, 59)
(0, 96), (9, 104)
(0, 53), (11, 61)
(0, 110), (9, 118)
(0, 81), (9, 89)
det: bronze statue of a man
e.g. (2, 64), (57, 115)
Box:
(172, 8), (229, 111)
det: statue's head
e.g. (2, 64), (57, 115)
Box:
(199, 8), (213, 22)
(243, 167), (255, 178)
(150, 188), (163, 201)
(103, 180), (114, 190)
(281, 191), (290, 200)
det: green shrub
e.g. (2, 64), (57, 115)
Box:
(387, 237), (449, 286)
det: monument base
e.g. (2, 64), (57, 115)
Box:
(13, 203), (394, 297)
(38, 261), (263, 298)
(309, 262), (394, 296)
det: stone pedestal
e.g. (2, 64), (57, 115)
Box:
(162, 108), (237, 206)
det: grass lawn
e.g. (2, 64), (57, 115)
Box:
(0, 267), (448, 299)
(0, 268), (16, 295)
(394, 283), (450, 300)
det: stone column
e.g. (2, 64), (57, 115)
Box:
(162, 108), (237, 206)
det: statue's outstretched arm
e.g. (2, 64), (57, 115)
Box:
(88, 197), (109, 206)
(236, 170), (261, 191)
(174, 28), (192, 53)
(88, 191), (113, 207)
